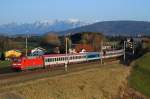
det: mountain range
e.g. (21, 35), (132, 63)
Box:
(0, 19), (89, 35)
(0, 20), (150, 36)
(60, 21), (150, 36)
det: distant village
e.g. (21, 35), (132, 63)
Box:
(0, 32), (149, 60)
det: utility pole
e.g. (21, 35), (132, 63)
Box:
(123, 41), (126, 62)
(25, 35), (28, 57)
(65, 37), (68, 71)
(132, 42), (135, 55)
(101, 40), (103, 64)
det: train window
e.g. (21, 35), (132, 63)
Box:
(13, 58), (22, 62)
(76, 56), (78, 59)
(50, 58), (52, 62)
(52, 58), (54, 62)
(55, 58), (57, 61)
(45, 59), (48, 62)
(17, 59), (22, 62)
(78, 56), (80, 59)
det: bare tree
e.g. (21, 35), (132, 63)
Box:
(41, 33), (61, 47)
(81, 32), (105, 51)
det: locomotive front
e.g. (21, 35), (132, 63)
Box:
(11, 57), (23, 71)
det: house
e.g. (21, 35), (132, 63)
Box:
(102, 45), (112, 50)
(74, 44), (94, 53)
(79, 49), (86, 53)
(69, 48), (77, 53)
(31, 47), (46, 56)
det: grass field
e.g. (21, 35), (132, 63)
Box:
(129, 52), (150, 97)
(0, 60), (12, 74)
(0, 63), (130, 99)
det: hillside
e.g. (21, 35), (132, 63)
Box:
(60, 21), (150, 36)
(129, 52), (150, 98)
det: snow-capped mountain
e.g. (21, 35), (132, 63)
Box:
(0, 19), (90, 35)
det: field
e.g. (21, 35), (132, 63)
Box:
(0, 63), (130, 99)
(0, 61), (11, 74)
(129, 52), (150, 97)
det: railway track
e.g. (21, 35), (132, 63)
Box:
(0, 58), (121, 87)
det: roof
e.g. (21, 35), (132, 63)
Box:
(32, 47), (46, 51)
(43, 53), (86, 58)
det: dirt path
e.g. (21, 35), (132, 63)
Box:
(0, 63), (130, 99)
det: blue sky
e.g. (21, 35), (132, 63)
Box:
(0, 0), (150, 24)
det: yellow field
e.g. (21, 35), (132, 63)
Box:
(0, 63), (130, 99)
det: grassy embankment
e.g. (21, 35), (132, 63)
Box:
(0, 60), (11, 74)
(129, 52), (150, 97)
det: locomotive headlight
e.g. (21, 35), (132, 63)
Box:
(13, 63), (21, 66)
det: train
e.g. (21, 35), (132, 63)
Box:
(11, 49), (124, 71)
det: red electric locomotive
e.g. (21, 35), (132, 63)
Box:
(12, 56), (44, 70)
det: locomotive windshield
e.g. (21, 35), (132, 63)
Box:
(12, 58), (22, 62)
